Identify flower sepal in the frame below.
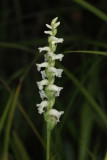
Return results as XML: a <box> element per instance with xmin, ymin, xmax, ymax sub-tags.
<box><xmin>44</xmin><ymin>112</ymin><xmax>56</xmax><ymax>131</ymax></box>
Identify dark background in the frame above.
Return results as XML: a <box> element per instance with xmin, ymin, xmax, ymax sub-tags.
<box><xmin>0</xmin><ymin>0</ymin><xmax>107</xmax><ymax>160</ymax></box>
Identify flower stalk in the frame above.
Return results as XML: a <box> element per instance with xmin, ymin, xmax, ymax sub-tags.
<box><xmin>36</xmin><ymin>17</ymin><xmax>64</xmax><ymax>160</ymax></box>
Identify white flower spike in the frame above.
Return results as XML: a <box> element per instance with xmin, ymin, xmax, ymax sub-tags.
<box><xmin>36</xmin><ymin>17</ymin><xmax>64</xmax><ymax>127</ymax></box>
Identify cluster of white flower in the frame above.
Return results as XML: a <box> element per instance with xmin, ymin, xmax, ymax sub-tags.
<box><xmin>36</xmin><ymin>17</ymin><xmax>64</xmax><ymax>124</ymax></box>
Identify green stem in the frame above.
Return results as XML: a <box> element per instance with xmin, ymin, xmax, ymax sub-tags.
<box><xmin>46</xmin><ymin>124</ymin><xmax>51</xmax><ymax>160</ymax></box>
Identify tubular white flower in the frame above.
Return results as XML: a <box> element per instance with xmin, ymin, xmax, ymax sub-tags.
<box><xmin>46</xmin><ymin>24</ymin><xmax>52</xmax><ymax>29</ymax></box>
<box><xmin>48</xmin><ymin>67</ymin><xmax>63</xmax><ymax>77</ymax></box>
<box><xmin>41</xmin><ymin>70</ymin><xmax>47</xmax><ymax>79</ymax></box>
<box><xmin>44</xmin><ymin>31</ymin><xmax>53</xmax><ymax>36</ymax></box>
<box><xmin>36</xmin><ymin>62</ymin><xmax>48</xmax><ymax>71</ymax></box>
<box><xmin>50</xmin><ymin>36</ymin><xmax>64</xmax><ymax>45</ymax></box>
<box><xmin>37</xmin><ymin>79</ymin><xmax>48</xmax><ymax>90</ymax></box>
<box><xmin>39</xmin><ymin>90</ymin><xmax>47</xmax><ymax>100</ymax></box>
<box><xmin>38</xmin><ymin>47</ymin><xmax>50</xmax><ymax>52</ymax></box>
<box><xmin>48</xmin><ymin>52</ymin><xmax>64</xmax><ymax>61</ymax></box>
<box><xmin>49</xmin><ymin>84</ymin><xmax>63</xmax><ymax>96</ymax></box>
<box><xmin>48</xmin><ymin>109</ymin><xmax>64</xmax><ymax>123</ymax></box>
<box><xmin>37</xmin><ymin>101</ymin><xmax>49</xmax><ymax>114</ymax></box>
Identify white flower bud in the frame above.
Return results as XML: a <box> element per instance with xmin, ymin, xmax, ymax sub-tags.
<box><xmin>49</xmin><ymin>67</ymin><xmax>63</xmax><ymax>77</ymax></box>
<box><xmin>37</xmin><ymin>79</ymin><xmax>48</xmax><ymax>90</ymax></box>
<box><xmin>48</xmin><ymin>109</ymin><xmax>64</xmax><ymax>123</ymax></box>
<box><xmin>54</xmin><ymin>22</ymin><xmax>60</xmax><ymax>28</ymax></box>
<box><xmin>37</xmin><ymin>101</ymin><xmax>49</xmax><ymax>114</ymax></box>
<box><xmin>44</xmin><ymin>31</ymin><xmax>53</xmax><ymax>36</ymax></box>
<box><xmin>36</xmin><ymin>62</ymin><xmax>48</xmax><ymax>71</ymax></box>
<box><xmin>38</xmin><ymin>47</ymin><xmax>50</xmax><ymax>52</ymax></box>
<box><xmin>48</xmin><ymin>52</ymin><xmax>64</xmax><ymax>61</ymax></box>
<box><xmin>39</xmin><ymin>90</ymin><xmax>47</xmax><ymax>100</ymax></box>
<box><xmin>46</xmin><ymin>24</ymin><xmax>52</xmax><ymax>29</ymax></box>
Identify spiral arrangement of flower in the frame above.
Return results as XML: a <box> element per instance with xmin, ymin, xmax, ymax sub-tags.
<box><xmin>36</xmin><ymin>17</ymin><xmax>64</xmax><ymax>130</ymax></box>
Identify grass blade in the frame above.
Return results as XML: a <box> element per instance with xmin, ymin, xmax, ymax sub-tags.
<box><xmin>2</xmin><ymin>81</ymin><xmax>22</xmax><ymax>160</ymax></box>
<box><xmin>0</xmin><ymin>91</ymin><xmax>14</xmax><ymax>133</ymax></box>
<box><xmin>64</xmin><ymin>50</ymin><xmax>107</xmax><ymax>56</ymax></box>
<box><xmin>104</xmin><ymin>152</ymin><xmax>107</xmax><ymax>160</ymax></box>
<box><xmin>0</xmin><ymin>42</ymin><xmax>35</xmax><ymax>54</ymax></box>
<box><xmin>0</xmin><ymin>77</ymin><xmax>45</xmax><ymax>149</ymax></box>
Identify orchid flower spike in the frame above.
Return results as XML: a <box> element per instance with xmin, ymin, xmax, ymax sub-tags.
<box><xmin>36</xmin><ymin>17</ymin><xmax>64</xmax><ymax>129</ymax></box>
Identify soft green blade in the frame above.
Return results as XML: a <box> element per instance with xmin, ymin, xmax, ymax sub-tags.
<box><xmin>0</xmin><ymin>91</ymin><xmax>14</xmax><ymax>133</ymax></box>
<box><xmin>104</xmin><ymin>152</ymin><xmax>107</xmax><ymax>160</ymax></box>
<box><xmin>64</xmin><ymin>50</ymin><xmax>107</xmax><ymax>56</ymax></box>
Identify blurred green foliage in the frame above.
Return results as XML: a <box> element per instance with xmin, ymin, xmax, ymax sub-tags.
<box><xmin>0</xmin><ymin>0</ymin><xmax>107</xmax><ymax>160</ymax></box>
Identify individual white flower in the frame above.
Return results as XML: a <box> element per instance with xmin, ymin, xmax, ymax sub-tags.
<box><xmin>48</xmin><ymin>109</ymin><xmax>64</xmax><ymax>123</ymax></box>
<box><xmin>37</xmin><ymin>101</ymin><xmax>49</xmax><ymax>114</ymax></box>
<box><xmin>48</xmin><ymin>84</ymin><xmax>63</xmax><ymax>96</ymax></box>
<box><xmin>36</xmin><ymin>62</ymin><xmax>48</xmax><ymax>71</ymax></box>
<box><xmin>44</xmin><ymin>31</ymin><xmax>53</xmax><ymax>36</ymax></box>
<box><xmin>50</xmin><ymin>36</ymin><xmax>64</xmax><ymax>45</ymax></box>
<box><xmin>38</xmin><ymin>47</ymin><xmax>50</xmax><ymax>52</ymax></box>
<box><xmin>39</xmin><ymin>90</ymin><xmax>47</xmax><ymax>100</ymax></box>
<box><xmin>48</xmin><ymin>67</ymin><xmax>63</xmax><ymax>77</ymax></box>
<box><xmin>46</xmin><ymin>24</ymin><xmax>52</xmax><ymax>29</ymax></box>
<box><xmin>48</xmin><ymin>52</ymin><xmax>64</xmax><ymax>61</ymax></box>
<box><xmin>37</xmin><ymin>79</ymin><xmax>48</xmax><ymax>90</ymax></box>
<box><xmin>41</xmin><ymin>70</ymin><xmax>47</xmax><ymax>79</ymax></box>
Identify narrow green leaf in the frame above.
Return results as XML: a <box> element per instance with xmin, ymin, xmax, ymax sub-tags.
<box><xmin>73</xmin><ymin>0</ymin><xmax>107</xmax><ymax>22</ymax></box>
<box><xmin>0</xmin><ymin>42</ymin><xmax>35</xmax><ymax>54</ymax></box>
<box><xmin>64</xmin><ymin>50</ymin><xmax>107</xmax><ymax>56</ymax></box>
<box><xmin>2</xmin><ymin>82</ymin><xmax>22</xmax><ymax>160</ymax></box>
<box><xmin>104</xmin><ymin>152</ymin><xmax>107</xmax><ymax>160</ymax></box>
<box><xmin>13</xmin><ymin>131</ymin><xmax>31</xmax><ymax>160</ymax></box>
<box><xmin>0</xmin><ymin>91</ymin><xmax>14</xmax><ymax>133</ymax></box>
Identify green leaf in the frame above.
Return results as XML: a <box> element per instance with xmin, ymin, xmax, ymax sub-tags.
<box><xmin>104</xmin><ymin>152</ymin><xmax>107</xmax><ymax>160</ymax></box>
<box><xmin>0</xmin><ymin>91</ymin><xmax>14</xmax><ymax>133</ymax></box>
<box><xmin>64</xmin><ymin>50</ymin><xmax>107</xmax><ymax>56</ymax></box>
<box><xmin>2</xmin><ymin>82</ymin><xmax>22</xmax><ymax>160</ymax></box>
